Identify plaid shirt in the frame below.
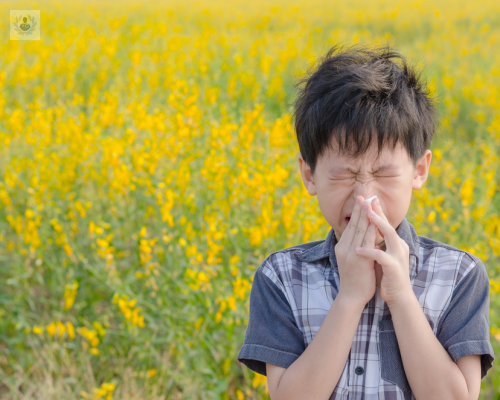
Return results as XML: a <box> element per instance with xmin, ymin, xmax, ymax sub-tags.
<box><xmin>237</xmin><ymin>216</ymin><xmax>495</xmax><ymax>399</ymax></box>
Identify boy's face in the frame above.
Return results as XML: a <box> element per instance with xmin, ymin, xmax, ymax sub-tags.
<box><xmin>298</xmin><ymin>140</ymin><xmax>432</xmax><ymax>248</ymax></box>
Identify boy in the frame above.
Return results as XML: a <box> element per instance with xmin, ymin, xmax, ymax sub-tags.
<box><xmin>237</xmin><ymin>44</ymin><xmax>495</xmax><ymax>400</ymax></box>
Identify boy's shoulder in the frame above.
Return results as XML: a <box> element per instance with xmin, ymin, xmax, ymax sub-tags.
<box><xmin>256</xmin><ymin>239</ymin><xmax>325</xmax><ymax>270</ymax></box>
<box><xmin>252</xmin><ymin>239</ymin><xmax>330</xmax><ymax>294</ymax></box>
<box><xmin>417</xmin><ymin>234</ymin><xmax>477</xmax><ymax>260</ymax></box>
<box><xmin>416</xmin><ymin>233</ymin><xmax>488</xmax><ymax>285</ymax></box>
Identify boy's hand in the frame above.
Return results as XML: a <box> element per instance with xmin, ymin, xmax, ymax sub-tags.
<box><xmin>335</xmin><ymin>195</ymin><xmax>379</xmax><ymax>309</ymax></box>
<box><xmin>354</xmin><ymin>198</ymin><xmax>413</xmax><ymax>307</ymax></box>
<box><xmin>368</xmin><ymin>197</ymin><xmax>390</xmax><ymax>287</ymax></box>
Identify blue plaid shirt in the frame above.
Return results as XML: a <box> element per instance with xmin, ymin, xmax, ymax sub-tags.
<box><xmin>237</xmin><ymin>216</ymin><xmax>495</xmax><ymax>399</ymax></box>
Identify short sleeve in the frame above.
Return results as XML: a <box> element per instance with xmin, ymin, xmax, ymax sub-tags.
<box><xmin>237</xmin><ymin>261</ymin><xmax>306</xmax><ymax>376</ymax></box>
<box><xmin>435</xmin><ymin>257</ymin><xmax>495</xmax><ymax>378</ymax></box>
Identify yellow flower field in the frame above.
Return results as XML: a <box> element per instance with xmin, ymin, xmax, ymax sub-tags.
<box><xmin>0</xmin><ymin>0</ymin><xmax>499</xmax><ymax>398</ymax></box>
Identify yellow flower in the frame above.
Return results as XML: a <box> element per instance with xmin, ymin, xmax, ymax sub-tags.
<box><xmin>66</xmin><ymin>322</ymin><xmax>75</xmax><ymax>340</ymax></box>
<box><xmin>471</xmin><ymin>206</ymin><xmax>486</xmax><ymax>221</ymax></box>
<box><xmin>148</xmin><ymin>369</ymin><xmax>157</xmax><ymax>379</ymax></box>
<box><xmin>215</xmin><ymin>311</ymin><xmax>222</xmax><ymax>323</ymax></box>
<box><xmin>233</xmin><ymin>278</ymin><xmax>252</xmax><ymax>300</ymax></box>
<box><xmin>63</xmin><ymin>281</ymin><xmax>79</xmax><ymax>310</ymax></box>
<box><xmin>460</xmin><ymin>179</ymin><xmax>475</xmax><ymax>206</ymax></box>
<box><xmin>33</xmin><ymin>326</ymin><xmax>43</xmax><ymax>335</ymax></box>
<box><xmin>194</xmin><ymin>316</ymin><xmax>204</xmax><ymax>330</ymax></box>
<box><xmin>102</xmin><ymin>383</ymin><xmax>116</xmax><ymax>391</ymax></box>
<box><xmin>57</xmin><ymin>321</ymin><xmax>66</xmax><ymax>337</ymax></box>
<box><xmin>252</xmin><ymin>372</ymin><xmax>267</xmax><ymax>388</ymax></box>
<box><xmin>227</xmin><ymin>296</ymin><xmax>237</xmax><ymax>311</ymax></box>
<box><xmin>46</xmin><ymin>322</ymin><xmax>57</xmax><ymax>337</ymax></box>
<box><xmin>197</xmin><ymin>271</ymin><xmax>209</xmax><ymax>284</ymax></box>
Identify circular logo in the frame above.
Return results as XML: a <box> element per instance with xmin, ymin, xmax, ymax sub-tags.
<box><xmin>11</xmin><ymin>10</ymin><xmax>38</xmax><ymax>36</ymax></box>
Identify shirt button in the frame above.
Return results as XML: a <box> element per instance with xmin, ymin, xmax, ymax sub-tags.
<box><xmin>355</xmin><ymin>366</ymin><xmax>364</xmax><ymax>375</ymax></box>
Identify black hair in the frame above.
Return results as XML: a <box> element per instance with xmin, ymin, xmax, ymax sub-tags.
<box><xmin>292</xmin><ymin>43</ymin><xmax>439</xmax><ymax>176</ymax></box>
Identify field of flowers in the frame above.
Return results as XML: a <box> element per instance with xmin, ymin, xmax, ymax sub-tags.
<box><xmin>1</xmin><ymin>0</ymin><xmax>500</xmax><ymax>398</ymax></box>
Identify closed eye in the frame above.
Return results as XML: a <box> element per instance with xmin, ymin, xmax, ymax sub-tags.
<box><xmin>330</xmin><ymin>175</ymin><xmax>396</xmax><ymax>180</ymax></box>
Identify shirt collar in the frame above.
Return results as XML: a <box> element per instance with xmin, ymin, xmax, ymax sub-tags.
<box><xmin>293</xmin><ymin>216</ymin><xmax>420</xmax><ymax>275</ymax></box>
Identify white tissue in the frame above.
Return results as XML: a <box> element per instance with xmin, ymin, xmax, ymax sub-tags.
<box><xmin>364</xmin><ymin>195</ymin><xmax>377</xmax><ymax>204</ymax></box>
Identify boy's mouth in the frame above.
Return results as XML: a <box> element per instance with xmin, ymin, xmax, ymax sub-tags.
<box><xmin>345</xmin><ymin>213</ymin><xmax>352</xmax><ymax>224</ymax></box>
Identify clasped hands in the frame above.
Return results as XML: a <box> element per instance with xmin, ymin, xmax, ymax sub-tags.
<box><xmin>334</xmin><ymin>195</ymin><xmax>413</xmax><ymax>308</ymax></box>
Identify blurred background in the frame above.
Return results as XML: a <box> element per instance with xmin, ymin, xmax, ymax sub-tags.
<box><xmin>0</xmin><ymin>0</ymin><xmax>499</xmax><ymax>398</ymax></box>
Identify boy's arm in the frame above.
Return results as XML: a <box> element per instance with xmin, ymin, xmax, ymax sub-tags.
<box><xmin>266</xmin><ymin>293</ymin><xmax>365</xmax><ymax>400</ymax></box>
<box><xmin>389</xmin><ymin>259</ymin><xmax>494</xmax><ymax>400</ymax></box>
<box><xmin>389</xmin><ymin>293</ymin><xmax>473</xmax><ymax>400</ymax></box>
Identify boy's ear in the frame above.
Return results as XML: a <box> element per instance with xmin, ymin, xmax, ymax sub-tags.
<box><xmin>298</xmin><ymin>154</ymin><xmax>317</xmax><ymax>196</ymax></box>
<box><xmin>412</xmin><ymin>149</ymin><xmax>432</xmax><ymax>190</ymax></box>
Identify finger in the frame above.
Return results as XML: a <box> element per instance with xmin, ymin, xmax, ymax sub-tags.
<box><xmin>351</xmin><ymin>199</ymin><xmax>372</xmax><ymax>251</ymax></box>
<box><xmin>342</xmin><ymin>195</ymin><xmax>364</xmax><ymax>244</ymax></box>
<box><xmin>361</xmin><ymin>219</ymin><xmax>377</xmax><ymax>248</ymax></box>
<box><xmin>371</xmin><ymin>197</ymin><xmax>388</xmax><ymax>223</ymax></box>
<box><xmin>367</xmin><ymin>210</ymin><xmax>398</xmax><ymax>250</ymax></box>
<box><xmin>369</xmin><ymin>198</ymin><xmax>387</xmax><ymax>240</ymax></box>
<box><xmin>355</xmin><ymin>246</ymin><xmax>390</xmax><ymax>266</ymax></box>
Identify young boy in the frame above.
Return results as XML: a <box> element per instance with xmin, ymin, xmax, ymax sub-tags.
<box><xmin>237</xmin><ymin>44</ymin><xmax>495</xmax><ymax>400</ymax></box>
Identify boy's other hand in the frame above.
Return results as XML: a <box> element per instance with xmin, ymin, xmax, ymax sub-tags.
<box><xmin>335</xmin><ymin>195</ymin><xmax>378</xmax><ymax>308</ymax></box>
<box><xmin>355</xmin><ymin>200</ymin><xmax>413</xmax><ymax>307</ymax></box>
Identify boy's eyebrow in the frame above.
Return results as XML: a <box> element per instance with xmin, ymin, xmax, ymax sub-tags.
<box><xmin>329</xmin><ymin>163</ymin><xmax>400</xmax><ymax>173</ymax></box>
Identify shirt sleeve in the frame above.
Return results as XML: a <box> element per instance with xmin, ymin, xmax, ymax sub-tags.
<box><xmin>237</xmin><ymin>260</ymin><xmax>306</xmax><ymax>376</ymax></box>
<box><xmin>435</xmin><ymin>255</ymin><xmax>495</xmax><ymax>379</ymax></box>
